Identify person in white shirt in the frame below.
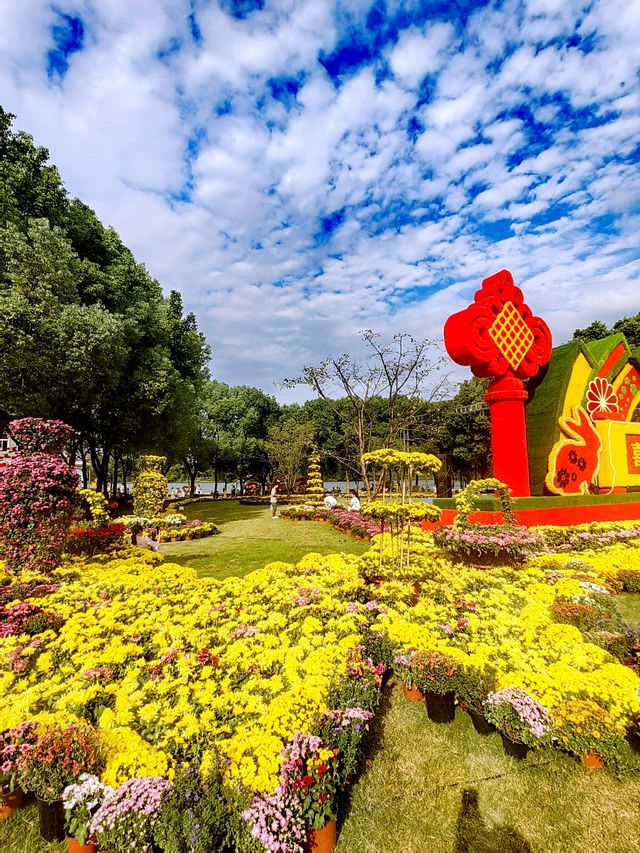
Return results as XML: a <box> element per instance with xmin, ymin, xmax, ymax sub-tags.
<box><xmin>270</xmin><ymin>481</ymin><xmax>279</xmax><ymax>518</ymax></box>
<box><xmin>324</xmin><ymin>494</ymin><xmax>338</xmax><ymax>510</ymax></box>
<box><xmin>347</xmin><ymin>490</ymin><xmax>361</xmax><ymax>512</ymax></box>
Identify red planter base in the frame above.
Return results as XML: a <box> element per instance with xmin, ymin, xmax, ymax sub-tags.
<box><xmin>305</xmin><ymin>819</ymin><xmax>337</xmax><ymax>853</ymax></box>
<box><xmin>402</xmin><ymin>682</ymin><xmax>424</xmax><ymax>702</ymax></box>
<box><xmin>1</xmin><ymin>787</ymin><xmax>24</xmax><ymax>821</ymax></box>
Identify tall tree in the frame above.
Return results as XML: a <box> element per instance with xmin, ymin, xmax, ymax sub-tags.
<box><xmin>0</xmin><ymin>110</ymin><xmax>212</xmax><ymax>491</ymax></box>
<box><xmin>283</xmin><ymin>330</ymin><xmax>449</xmax><ymax>497</ymax></box>
<box><xmin>260</xmin><ymin>418</ymin><xmax>315</xmax><ymax>495</ymax></box>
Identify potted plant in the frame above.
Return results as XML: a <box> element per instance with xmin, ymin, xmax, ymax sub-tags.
<box><xmin>484</xmin><ymin>688</ymin><xmax>551</xmax><ymax>759</ymax></box>
<box><xmin>19</xmin><ymin>723</ymin><xmax>105</xmax><ymax>842</ymax></box>
<box><xmin>392</xmin><ymin>651</ymin><xmax>423</xmax><ymax>701</ymax></box>
<box><xmin>457</xmin><ymin>666</ymin><xmax>497</xmax><ymax>735</ymax></box>
<box><xmin>552</xmin><ymin>700</ymin><xmax>624</xmax><ymax>769</ymax></box>
<box><xmin>0</xmin><ymin>721</ymin><xmax>38</xmax><ymax>820</ymax></box>
<box><xmin>282</xmin><ymin>734</ymin><xmax>340</xmax><ymax>853</ymax></box>
<box><xmin>317</xmin><ymin>707</ymin><xmax>374</xmax><ymax>785</ymax></box>
<box><xmin>63</xmin><ymin>773</ymin><xmax>110</xmax><ymax>852</ymax></box>
<box><xmin>90</xmin><ymin>776</ymin><xmax>173</xmax><ymax>852</ymax></box>
<box><xmin>153</xmin><ymin>764</ymin><xmax>229</xmax><ymax>853</ymax></box>
<box><xmin>412</xmin><ymin>650</ymin><xmax>460</xmax><ymax>722</ymax></box>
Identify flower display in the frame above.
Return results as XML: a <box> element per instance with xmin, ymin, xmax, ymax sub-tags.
<box><xmin>78</xmin><ymin>489</ymin><xmax>110</xmax><ymax>525</ymax></box>
<box><xmin>484</xmin><ymin>688</ymin><xmax>551</xmax><ymax>747</ymax></box>
<box><xmin>0</xmin><ymin>721</ymin><xmax>39</xmax><ymax>793</ymax></box>
<box><xmin>305</xmin><ymin>452</ymin><xmax>325</xmax><ymax>507</ymax></box>
<box><xmin>63</xmin><ymin>772</ymin><xmax>111</xmax><ymax>844</ymax></box>
<box><xmin>19</xmin><ymin>723</ymin><xmax>106</xmax><ymax>802</ymax></box>
<box><xmin>453</xmin><ymin>478</ymin><xmax>515</xmax><ymax>528</ymax></box>
<box><xmin>433</xmin><ymin>523</ymin><xmax>544</xmax><ymax>562</ymax></box>
<box><xmin>0</xmin><ymin>418</ymin><xmax>78</xmax><ymax>574</ymax></box>
<box><xmin>90</xmin><ymin>775</ymin><xmax>172</xmax><ymax>852</ymax></box>
<box><xmin>0</xmin><ymin>501</ymin><xmax>639</xmax><ymax>848</ymax></box>
<box><xmin>412</xmin><ymin>649</ymin><xmax>460</xmax><ymax>695</ymax></box>
<box><xmin>552</xmin><ymin>700</ymin><xmax>624</xmax><ymax>767</ymax></box>
<box><xmin>152</xmin><ymin>764</ymin><xmax>229</xmax><ymax>853</ymax></box>
<box><xmin>133</xmin><ymin>456</ymin><xmax>168</xmax><ymax>518</ymax></box>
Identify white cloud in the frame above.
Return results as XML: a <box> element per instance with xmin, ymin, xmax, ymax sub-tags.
<box><xmin>388</xmin><ymin>22</ymin><xmax>454</xmax><ymax>89</ymax></box>
<box><xmin>0</xmin><ymin>0</ymin><xmax>638</xmax><ymax>402</ymax></box>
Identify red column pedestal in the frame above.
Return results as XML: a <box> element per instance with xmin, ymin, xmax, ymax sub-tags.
<box><xmin>485</xmin><ymin>376</ymin><xmax>530</xmax><ymax>497</ymax></box>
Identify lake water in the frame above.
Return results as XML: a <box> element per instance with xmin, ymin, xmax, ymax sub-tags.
<box><xmin>166</xmin><ymin>479</ymin><xmax>439</xmax><ymax>495</ymax></box>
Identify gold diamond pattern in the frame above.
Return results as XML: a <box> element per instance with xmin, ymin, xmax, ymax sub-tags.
<box><xmin>488</xmin><ymin>301</ymin><xmax>534</xmax><ymax>370</ymax></box>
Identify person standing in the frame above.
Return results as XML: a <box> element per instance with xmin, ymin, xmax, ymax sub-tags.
<box><xmin>270</xmin><ymin>480</ymin><xmax>279</xmax><ymax>518</ymax></box>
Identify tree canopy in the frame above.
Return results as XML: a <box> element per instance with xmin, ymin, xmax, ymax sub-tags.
<box><xmin>0</xmin><ymin>107</ymin><xmax>211</xmax><ymax>491</ymax></box>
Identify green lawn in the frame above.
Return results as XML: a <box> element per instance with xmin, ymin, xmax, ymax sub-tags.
<box><xmin>617</xmin><ymin>592</ymin><xmax>640</xmax><ymax>627</ymax></box>
<box><xmin>160</xmin><ymin>500</ymin><xmax>370</xmax><ymax>579</ymax></box>
<box><xmin>336</xmin><ymin>680</ymin><xmax>640</xmax><ymax>853</ymax></box>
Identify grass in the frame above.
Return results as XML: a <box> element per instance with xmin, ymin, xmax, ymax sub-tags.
<box><xmin>0</xmin><ymin>799</ymin><xmax>65</xmax><ymax>853</ymax></box>
<box><xmin>160</xmin><ymin>500</ymin><xmax>370</xmax><ymax>579</ymax></box>
<box><xmin>336</xmin><ymin>680</ymin><xmax>640</xmax><ymax>853</ymax></box>
<box><xmin>617</xmin><ymin>592</ymin><xmax>640</xmax><ymax>627</ymax></box>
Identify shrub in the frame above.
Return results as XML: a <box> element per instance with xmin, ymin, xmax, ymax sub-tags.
<box><xmin>0</xmin><ymin>418</ymin><xmax>78</xmax><ymax>574</ymax></box>
<box><xmin>484</xmin><ymin>688</ymin><xmax>551</xmax><ymax>748</ymax></box>
<box><xmin>133</xmin><ymin>456</ymin><xmax>168</xmax><ymax>517</ymax></box>
<box><xmin>19</xmin><ymin>723</ymin><xmax>106</xmax><ymax>802</ymax></box>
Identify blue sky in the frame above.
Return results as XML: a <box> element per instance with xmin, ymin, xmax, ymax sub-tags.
<box><xmin>1</xmin><ymin>0</ymin><xmax>639</xmax><ymax>400</ymax></box>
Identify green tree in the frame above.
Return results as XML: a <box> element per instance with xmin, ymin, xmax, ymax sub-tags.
<box><xmin>283</xmin><ymin>331</ymin><xmax>449</xmax><ymax>497</ymax></box>
<box><xmin>0</xmin><ymin>111</ymin><xmax>212</xmax><ymax>492</ymax></box>
<box><xmin>261</xmin><ymin>419</ymin><xmax>315</xmax><ymax>496</ymax></box>
<box><xmin>572</xmin><ymin>320</ymin><xmax>611</xmax><ymax>343</ymax></box>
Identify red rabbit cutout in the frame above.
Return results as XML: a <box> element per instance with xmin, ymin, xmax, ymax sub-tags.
<box><xmin>546</xmin><ymin>406</ymin><xmax>603</xmax><ymax>495</ymax></box>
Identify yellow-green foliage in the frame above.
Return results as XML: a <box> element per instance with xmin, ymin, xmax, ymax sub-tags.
<box><xmin>133</xmin><ymin>456</ymin><xmax>168</xmax><ymax>517</ymax></box>
<box><xmin>0</xmin><ymin>549</ymin><xmax>365</xmax><ymax>793</ymax></box>
<box><xmin>78</xmin><ymin>488</ymin><xmax>110</xmax><ymax>525</ymax></box>
<box><xmin>367</xmin><ymin>530</ymin><xmax>640</xmax><ymax>728</ymax></box>
<box><xmin>306</xmin><ymin>452</ymin><xmax>325</xmax><ymax>507</ymax></box>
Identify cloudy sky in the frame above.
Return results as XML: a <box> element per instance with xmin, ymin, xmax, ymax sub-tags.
<box><xmin>1</xmin><ymin>0</ymin><xmax>639</xmax><ymax>401</ymax></box>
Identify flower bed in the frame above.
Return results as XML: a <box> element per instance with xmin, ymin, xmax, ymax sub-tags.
<box><xmin>1</xmin><ymin>518</ymin><xmax>640</xmax><ymax>846</ymax></box>
<box><xmin>280</xmin><ymin>506</ymin><xmax>383</xmax><ymax>539</ymax></box>
<box><xmin>0</xmin><ymin>547</ymin><xmax>388</xmax><ymax>848</ymax></box>
<box><xmin>366</xmin><ymin>528</ymin><xmax>640</xmax><ymax>765</ymax></box>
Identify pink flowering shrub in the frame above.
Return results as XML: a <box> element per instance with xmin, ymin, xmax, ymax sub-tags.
<box><xmin>90</xmin><ymin>776</ymin><xmax>172</xmax><ymax>852</ymax></box>
<box><xmin>433</xmin><ymin>523</ymin><xmax>544</xmax><ymax>563</ymax></box>
<box><xmin>0</xmin><ymin>418</ymin><xmax>78</xmax><ymax>574</ymax></box>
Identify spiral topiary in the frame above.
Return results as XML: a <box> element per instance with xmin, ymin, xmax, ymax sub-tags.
<box><xmin>133</xmin><ymin>456</ymin><xmax>168</xmax><ymax>518</ymax></box>
<box><xmin>305</xmin><ymin>452</ymin><xmax>325</xmax><ymax>507</ymax></box>
<box><xmin>0</xmin><ymin>418</ymin><xmax>78</xmax><ymax>574</ymax></box>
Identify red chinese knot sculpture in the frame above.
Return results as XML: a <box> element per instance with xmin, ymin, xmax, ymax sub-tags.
<box><xmin>444</xmin><ymin>270</ymin><xmax>552</xmax><ymax>496</ymax></box>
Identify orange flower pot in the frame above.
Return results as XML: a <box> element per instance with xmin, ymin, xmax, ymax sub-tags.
<box><xmin>305</xmin><ymin>819</ymin><xmax>337</xmax><ymax>853</ymax></box>
<box><xmin>1</xmin><ymin>787</ymin><xmax>24</xmax><ymax>821</ymax></box>
<box><xmin>68</xmin><ymin>838</ymin><xmax>98</xmax><ymax>853</ymax></box>
<box><xmin>402</xmin><ymin>682</ymin><xmax>424</xmax><ymax>701</ymax></box>
<box><xmin>581</xmin><ymin>751</ymin><xmax>604</xmax><ymax>769</ymax></box>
